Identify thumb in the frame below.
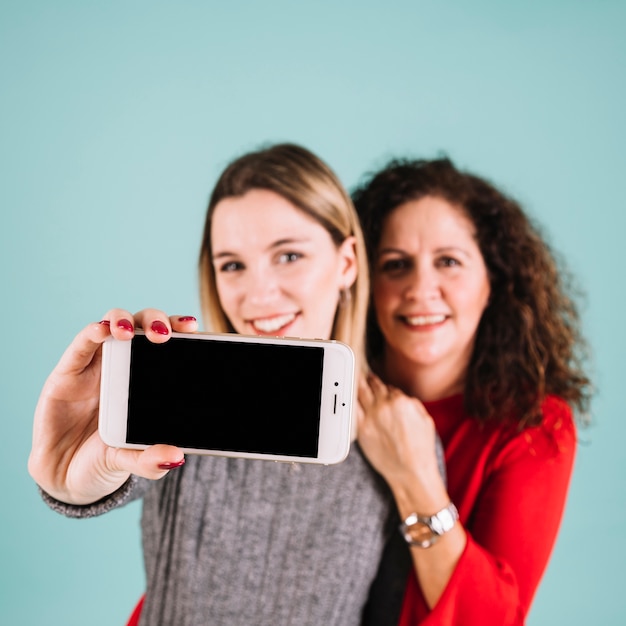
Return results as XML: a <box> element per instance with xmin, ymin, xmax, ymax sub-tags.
<box><xmin>106</xmin><ymin>444</ymin><xmax>186</xmax><ymax>479</ymax></box>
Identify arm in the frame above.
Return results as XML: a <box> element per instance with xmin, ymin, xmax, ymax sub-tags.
<box><xmin>419</xmin><ymin>398</ymin><xmax>576</xmax><ymax>625</ymax></box>
<box><xmin>358</xmin><ymin>376</ymin><xmax>576</xmax><ymax>624</ymax></box>
<box><xmin>358</xmin><ymin>374</ymin><xmax>466</xmax><ymax>610</ymax></box>
<box><xmin>28</xmin><ymin>308</ymin><xmax>196</xmax><ymax>506</ymax></box>
<box><xmin>38</xmin><ymin>474</ymin><xmax>150</xmax><ymax>519</ymax></box>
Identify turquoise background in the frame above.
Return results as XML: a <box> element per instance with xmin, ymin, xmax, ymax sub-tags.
<box><xmin>1</xmin><ymin>1</ymin><xmax>624</xmax><ymax>623</ymax></box>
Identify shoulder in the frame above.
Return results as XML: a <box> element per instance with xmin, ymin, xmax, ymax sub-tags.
<box><xmin>493</xmin><ymin>396</ymin><xmax>576</xmax><ymax>466</ymax></box>
<box><xmin>534</xmin><ymin>395</ymin><xmax>577</xmax><ymax>453</ymax></box>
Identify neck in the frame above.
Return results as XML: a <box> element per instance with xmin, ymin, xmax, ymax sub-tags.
<box><xmin>378</xmin><ymin>347</ymin><xmax>466</xmax><ymax>403</ymax></box>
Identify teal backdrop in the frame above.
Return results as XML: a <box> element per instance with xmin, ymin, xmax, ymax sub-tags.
<box><xmin>1</xmin><ymin>1</ymin><xmax>624</xmax><ymax>624</ymax></box>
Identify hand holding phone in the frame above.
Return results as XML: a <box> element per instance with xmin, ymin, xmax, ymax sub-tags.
<box><xmin>99</xmin><ymin>331</ymin><xmax>355</xmax><ymax>465</ymax></box>
<box><xmin>28</xmin><ymin>310</ymin><xmax>197</xmax><ymax>505</ymax></box>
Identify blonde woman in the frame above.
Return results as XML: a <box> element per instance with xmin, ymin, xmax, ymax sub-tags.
<box><xmin>29</xmin><ymin>144</ymin><xmax>443</xmax><ymax>625</ymax></box>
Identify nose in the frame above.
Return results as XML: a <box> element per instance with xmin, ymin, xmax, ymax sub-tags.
<box><xmin>244</xmin><ymin>266</ymin><xmax>281</xmax><ymax>306</ymax></box>
<box><xmin>403</xmin><ymin>263</ymin><xmax>440</xmax><ymax>301</ymax></box>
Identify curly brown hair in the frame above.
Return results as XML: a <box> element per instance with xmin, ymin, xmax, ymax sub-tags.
<box><xmin>352</xmin><ymin>157</ymin><xmax>592</xmax><ymax>427</ymax></box>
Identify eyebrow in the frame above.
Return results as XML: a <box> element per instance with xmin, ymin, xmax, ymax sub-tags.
<box><xmin>377</xmin><ymin>246</ymin><xmax>472</xmax><ymax>258</ymax></box>
<box><xmin>212</xmin><ymin>237</ymin><xmax>312</xmax><ymax>260</ymax></box>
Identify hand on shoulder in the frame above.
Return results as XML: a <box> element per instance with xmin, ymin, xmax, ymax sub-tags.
<box><xmin>357</xmin><ymin>373</ymin><xmax>445</xmax><ymax>500</ymax></box>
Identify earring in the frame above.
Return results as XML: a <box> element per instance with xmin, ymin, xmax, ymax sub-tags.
<box><xmin>339</xmin><ymin>286</ymin><xmax>352</xmax><ymax>308</ymax></box>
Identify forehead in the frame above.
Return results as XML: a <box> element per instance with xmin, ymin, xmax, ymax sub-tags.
<box><xmin>211</xmin><ymin>189</ymin><xmax>329</xmax><ymax>247</ymax></box>
<box><xmin>380</xmin><ymin>196</ymin><xmax>477</xmax><ymax>245</ymax></box>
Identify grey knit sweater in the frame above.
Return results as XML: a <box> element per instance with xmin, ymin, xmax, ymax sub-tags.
<box><xmin>42</xmin><ymin>440</ymin><xmax>446</xmax><ymax>625</ymax></box>
<box><xmin>44</xmin><ymin>446</ymin><xmax>397</xmax><ymax>625</ymax></box>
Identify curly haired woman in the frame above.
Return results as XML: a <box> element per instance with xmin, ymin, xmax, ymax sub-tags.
<box><xmin>353</xmin><ymin>157</ymin><xmax>592</xmax><ymax>625</ymax></box>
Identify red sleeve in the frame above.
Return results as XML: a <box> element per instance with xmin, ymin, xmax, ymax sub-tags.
<box><xmin>400</xmin><ymin>397</ymin><xmax>577</xmax><ymax>625</ymax></box>
<box><xmin>126</xmin><ymin>594</ymin><xmax>145</xmax><ymax>626</ymax></box>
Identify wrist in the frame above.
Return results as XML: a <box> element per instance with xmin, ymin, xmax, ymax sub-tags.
<box><xmin>390</xmin><ymin>469</ymin><xmax>450</xmax><ymax>520</ymax></box>
<box><xmin>399</xmin><ymin>502</ymin><xmax>459</xmax><ymax>549</ymax></box>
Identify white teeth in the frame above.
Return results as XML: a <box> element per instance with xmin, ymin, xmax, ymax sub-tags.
<box><xmin>404</xmin><ymin>314</ymin><xmax>446</xmax><ymax>326</ymax></box>
<box><xmin>251</xmin><ymin>313</ymin><xmax>297</xmax><ymax>333</ymax></box>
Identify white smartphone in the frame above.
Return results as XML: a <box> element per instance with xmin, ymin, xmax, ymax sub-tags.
<box><xmin>98</xmin><ymin>330</ymin><xmax>355</xmax><ymax>465</ymax></box>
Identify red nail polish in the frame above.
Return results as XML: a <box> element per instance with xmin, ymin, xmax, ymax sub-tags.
<box><xmin>117</xmin><ymin>319</ymin><xmax>133</xmax><ymax>332</ymax></box>
<box><xmin>178</xmin><ymin>316</ymin><xmax>197</xmax><ymax>322</ymax></box>
<box><xmin>158</xmin><ymin>459</ymin><xmax>185</xmax><ymax>470</ymax></box>
<box><xmin>99</xmin><ymin>320</ymin><xmax>111</xmax><ymax>326</ymax></box>
<box><xmin>151</xmin><ymin>321</ymin><xmax>169</xmax><ymax>335</ymax></box>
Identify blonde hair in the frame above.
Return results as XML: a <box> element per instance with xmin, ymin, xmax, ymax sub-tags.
<box><xmin>198</xmin><ymin>143</ymin><xmax>369</xmax><ymax>371</ymax></box>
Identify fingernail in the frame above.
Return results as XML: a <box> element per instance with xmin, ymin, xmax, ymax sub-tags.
<box><xmin>151</xmin><ymin>320</ymin><xmax>169</xmax><ymax>335</ymax></box>
<box><xmin>178</xmin><ymin>316</ymin><xmax>197</xmax><ymax>322</ymax></box>
<box><xmin>117</xmin><ymin>319</ymin><xmax>133</xmax><ymax>332</ymax></box>
<box><xmin>158</xmin><ymin>459</ymin><xmax>185</xmax><ymax>470</ymax></box>
<box><xmin>99</xmin><ymin>320</ymin><xmax>111</xmax><ymax>326</ymax></box>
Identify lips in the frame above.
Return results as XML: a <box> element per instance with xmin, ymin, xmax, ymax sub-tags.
<box><xmin>401</xmin><ymin>313</ymin><xmax>447</xmax><ymax>327</ymax></box>
<box><xmin>248</xmin><ymin>312</ymin><xmax>298</xmax><ymax>335</ymax></box>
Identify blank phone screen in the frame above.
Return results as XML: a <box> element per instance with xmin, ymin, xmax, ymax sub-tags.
<box><xmin>126</xmin><ymin>334</ymin><xmax>324</xmax><ymax>457</ymax></box>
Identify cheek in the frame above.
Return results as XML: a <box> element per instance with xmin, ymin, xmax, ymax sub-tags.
<box><xmin>303</xmin><ymin>278</ymin><xmax>339</xmax><ymax>314</ymax></box>
<box><xmin>473</xmin><ymin>274</ymin><xmax>491</xmax><ymax>312</ymax></box>
<box><xmin>372</xmin><ymin>279</ymin><xmax>397</xmax><ymax>312</ymax></box>
<box><xmin>296</xmin><ymin>265</ymin><xmax>325</xmax><ymax>285</ymax></box>
<box><xmin>215</xmin><ymin>280</ymin><xmax>238</xmax><ymax>314</ymax></box>
<box><xmin>454</xmin><ymin>280</ymin><xmax>490</xmax><ymax>323</ymax></box>
<box><xmin>292</xmin><ymin>261</ymin><xmax>340</xmax><ymax>298</ymax></box>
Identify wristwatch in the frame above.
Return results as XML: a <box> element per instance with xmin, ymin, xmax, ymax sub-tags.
<box><xmin>399</xmin><ymin>502</ymin><xmax>459</xmax><ymax>549</ymax></box>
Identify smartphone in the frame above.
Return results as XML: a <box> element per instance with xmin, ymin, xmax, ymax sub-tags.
<box><xmin>98</xmin><ymin>330</ymin><xmax>355</xmax><ymax>465</ymax></box>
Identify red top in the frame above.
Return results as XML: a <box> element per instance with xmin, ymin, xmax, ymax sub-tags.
<box><xmin>126</xmin><ymin>595</ymin><xmax>144</xmax><ymax>626</ymax></box>
<box><xmin>398</xmin><ymin>394</ymin><xmax>576</xmax><ymax>626</ymax></box>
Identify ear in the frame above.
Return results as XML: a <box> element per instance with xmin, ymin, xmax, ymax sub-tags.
<box><xmin>337</xmin><ymin>235</ymin><xmax>358</xmax><ymax>289</ymax></box>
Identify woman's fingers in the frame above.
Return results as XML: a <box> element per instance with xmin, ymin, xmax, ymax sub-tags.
<box><xmin>100</xmin><ymin>309</ymin><xmax>199</xmax><ymax>342</ymax></box>
<box><xmin>132</xmin><ymin>310</ymin><xmax>199</xmax><ymax>341</ymax></box>
<box><xmin>99</xmin><ymin>308</ymin><xmax>138</xmax><ymax>339</ymax></box>
<box><xmin>366</xmin><ymin>372</ymin><xmax>388</xmax><ymax>396</ymax></box>
<box><xmin>358</xmin><ymin>372</ymin><xmax>392</xmax><ymax>406</ymax></box>
<box><xmin>357</xmin><ymin>375</ymin><xmax>374</xmax><ymax>408</ymax></box>
<box><xmin>53</xmin><ymin>320</ymin><xmax>115</xmax><ymax>378</ymax></box>
<box><xmin>170</xmin><ymin>314</ymin><xmax>198</xmax><ymax>333</ymax></box>
<box><xmin>105</xmin><ymin>444</ymin><xmax>186</xmax><ymax>480</ymax></box>
<box><xmin>130</xmin><ymin>308</ymin><xmax>171</xmax><ymax>342</ymax></box>
<box><xmin>54</xmin><ymin>308</ymin><xmax>137</xmax><ymax>378</ymax></box>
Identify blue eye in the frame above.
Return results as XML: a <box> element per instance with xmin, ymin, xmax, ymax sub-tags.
<box><xmin>278</xmin><ymin>252</ymin><xmax>302</xmax><ymax>264</ymax></box>
<box><xmin>219</xmin><ymin>261</ymin><xmax>244</xmax><ymax>272</ymax></box>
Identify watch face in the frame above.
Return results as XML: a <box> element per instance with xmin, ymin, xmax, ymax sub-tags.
<box><xmin>401</xmin><ymin>503</ymin><xmax>458</xmax><ymax>548</ymax></box>
<box><xmin>405</xmin><ymin>521</ymin><xmax>436</xmax><ymax>545</ymax></box>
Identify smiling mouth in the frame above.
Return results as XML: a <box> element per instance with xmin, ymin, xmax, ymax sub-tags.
<box><xmin>249</xmin><ymin>313</ymin><xmax>298</xmax><ymax>334</ymax></box>
<box><xmin>402</xmin><ymin>314</ymin><xmax>447</xmax><ymax>327</ymax></box>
